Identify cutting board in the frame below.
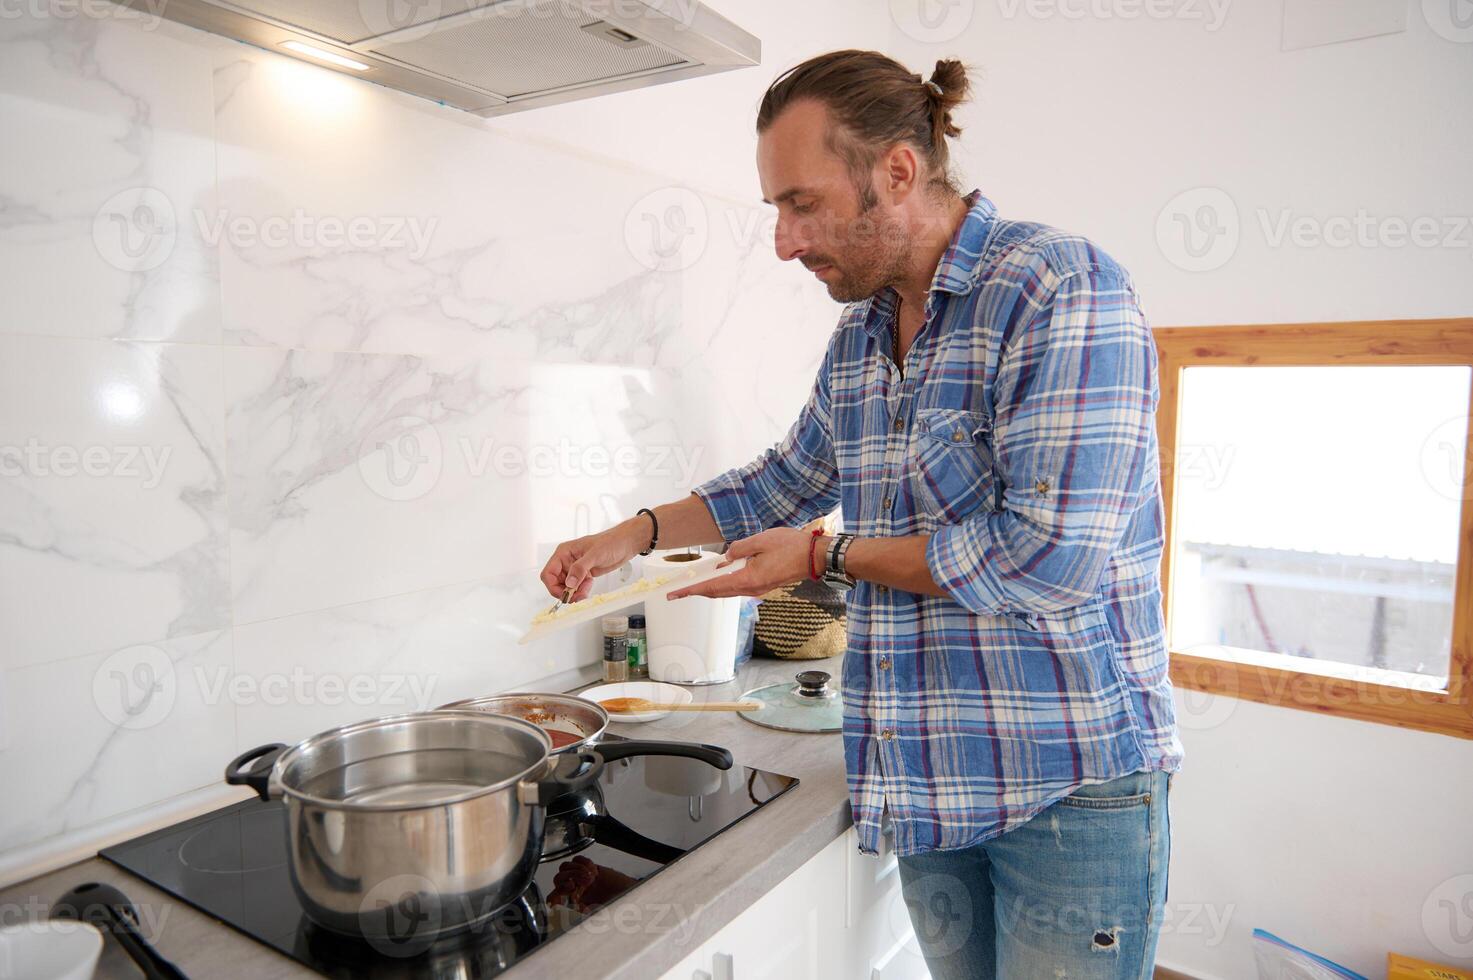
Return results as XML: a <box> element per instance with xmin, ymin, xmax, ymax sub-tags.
<box><xmin>517</xmin><ymin>557</ymin><xmax>747</xmax><ymax>645</ymax></box>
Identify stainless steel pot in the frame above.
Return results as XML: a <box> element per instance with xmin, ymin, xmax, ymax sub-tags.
<box><xmin>224</xmin><ymin>710</ymin><xmax>602</xmax><ymax>942</ymax></box>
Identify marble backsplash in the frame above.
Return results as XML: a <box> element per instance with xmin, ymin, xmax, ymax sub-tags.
<box><xmin>0</xmin><ymin>7</ymin><xmax>839</xmax><ymax>881</ymax></box>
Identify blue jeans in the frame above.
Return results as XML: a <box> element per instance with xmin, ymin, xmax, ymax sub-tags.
<box><xmin>896</xmin><ymin>770</ymin><xmax>1171</xmax><ymax>980</ymax></box>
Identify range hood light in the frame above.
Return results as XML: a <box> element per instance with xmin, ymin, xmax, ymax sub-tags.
<box><xmin>280</xmin><ymin>41</ymin><xmax>370</xmax><ymax>71</ymax></box>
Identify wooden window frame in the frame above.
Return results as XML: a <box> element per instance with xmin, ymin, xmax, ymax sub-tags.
<box><xmin>1155</xmin><ymin>318</ymin><xmax>1473</xmax><ymax>738</ymax></box>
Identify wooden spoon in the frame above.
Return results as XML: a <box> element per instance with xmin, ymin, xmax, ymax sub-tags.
<box><xmin>599</xmin><ymin>697</ymin><xmax>764</xmax><ymax>714</ymax></box>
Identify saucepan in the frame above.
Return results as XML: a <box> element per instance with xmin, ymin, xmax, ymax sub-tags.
<box><xmin>224</xmin><ymin>709</ymin><xmax>603</xmax><ymax>941</ymax></box>
<box><xmin>437</xmin><ymin>692</ymin><xmax>733</xmax><ymax>768</ymax></box>
<box><xmin>439</xmin><ymin>693</ymin><xmax>734</xmax><ymax>863</ymax></box>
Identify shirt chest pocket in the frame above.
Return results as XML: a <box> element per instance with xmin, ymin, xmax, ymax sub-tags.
<box><xmin>909</xmin><ymin>407</ymin><xmax>996</xmax><ymax>524</ymax></box>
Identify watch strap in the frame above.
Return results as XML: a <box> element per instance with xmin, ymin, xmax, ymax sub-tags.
<box><xmin>825</xmin><ymin>533</ymin><xmax>845</xmax><ymax>575</ymax></box>
<box><xmin>822</xmin><ymin>533</ymin><xmax>856</xmax><ymax>590</ymax></box>
<box><xmin>834</xmin><ymin>533</ymin><xmax>856</xmax><ymax>577</ymax></box>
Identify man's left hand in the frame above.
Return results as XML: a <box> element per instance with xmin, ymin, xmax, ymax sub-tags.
<box><xmin>666</xmin><ymin>527</ymin><xmax>817</xmax><ymax>599</ymax></box>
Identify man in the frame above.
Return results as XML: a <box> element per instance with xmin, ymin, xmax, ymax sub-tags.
<box><xmin>540</xmin><ymin>50</ymin><xmax>1182</xmax><ymax>979</ymax></box>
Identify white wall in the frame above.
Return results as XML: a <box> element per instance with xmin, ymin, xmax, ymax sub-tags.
<box><xmin>887</xmin><ymin>1</ymin><xmax>1473</xmax><ymax>976</ymax></box>
<box><xmin>0</xmin><ymin>0</ymin><xmax>876</xmax><ymax>882</ymax></box>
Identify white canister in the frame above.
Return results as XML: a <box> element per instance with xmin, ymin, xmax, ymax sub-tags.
<box><xmin>642</xmin><ymin>549</ymin><xmax>742</xmax><ymax>685</ymax></box>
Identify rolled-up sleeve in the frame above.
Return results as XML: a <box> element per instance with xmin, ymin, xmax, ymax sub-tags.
<box><xmin>694</xmin><ymin>341</ymin><xmax>842</xmax><ymax>542</ymax></box>
<box><xmin>927</xmin><ymin>267</ymin><xmax>1160</xmax><ymax>615</ymax></box>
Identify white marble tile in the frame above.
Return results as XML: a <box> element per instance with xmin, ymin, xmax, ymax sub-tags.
<box><xmin>207</xmin><ymin>47</ymin><xmax>840</xmax><ymax>370</ymax></box>
<box><xmin>0</xmin><ymin>629</ymin><xmax>234</xmax><ymax>852</ymax></box>
<box><xmin>231</xmin><ymin>574</ymin><xmax>595</xmax><ymax>749</ymax></box>
<box><xmin>225</xmin><ymin>346</ymin><xmax>722</xmax><ymax>624</ymax></box>
<box><xmin>673</xmin><ymin>189</ymin><xmax>837</xmax><ymax>380</ymax></box>
<box><xmin>210</xmin><ymin>48</ymin><xmax>697</xmax><ymax>362</ymax></box>
<box><xmin>662</xmin><ymin>362</ymin><xmax>822</xmax><ymax>490</ymax></box>
<box><xmin>224</xmin><ymin>345</ymin><xmax>508</xmax><ymax>625</ymax></box>
<box><xmin>0</xmin><ymin>13</ymin><xmax>221</xmax><ymax>342</ymax></box>
<box><xmin>0</xmin><ymin>336</ymin><xmax>229</xmax><ymax>670</ymax></box>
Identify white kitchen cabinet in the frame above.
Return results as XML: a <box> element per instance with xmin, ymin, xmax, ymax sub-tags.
<box><xmin>842</xmin><ymin>827</ymin><xmax>928</xmax><ymax>980</ymax></box>
<box><xmin>658</xmin><ymin>828</ymin><xmax>926</xmax><ymax>980</ymax></box>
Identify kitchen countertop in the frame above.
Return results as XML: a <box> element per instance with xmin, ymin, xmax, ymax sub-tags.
<box><xmin>0</xmin><ymin>654</ymin><xmax>851</xmax><ymax>980</ymax></box>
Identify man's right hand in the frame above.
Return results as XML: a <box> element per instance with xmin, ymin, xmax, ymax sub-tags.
<box><xmin>539</xmin><ymin>520</ymin><xmax>649</xmax><ymax>602</ymax></box>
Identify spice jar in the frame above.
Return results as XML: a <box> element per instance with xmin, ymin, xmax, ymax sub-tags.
<box><xmin>602</xmin><ymin>616</ymin><xmax>629</xmax><ymax>683</ymax></box>
<box><xmin>626</xmin><ymin>614</ymin><xmax>648</xmax><ymax>679</ymax></box>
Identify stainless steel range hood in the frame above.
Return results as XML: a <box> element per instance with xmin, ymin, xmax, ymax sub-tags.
<box><xmin>159</xmin><ymin>0</ymin><xmax>760</xmax><ymax>116</ymax></box>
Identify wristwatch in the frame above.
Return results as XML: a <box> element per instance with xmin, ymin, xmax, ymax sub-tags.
<box><xmin>822</xmin><ymin>533</ymin><xmax>857</xmax><ymax>592</ymax></box>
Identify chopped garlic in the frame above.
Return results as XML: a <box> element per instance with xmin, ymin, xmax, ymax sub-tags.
<box><xmin>530</xmin><ymin>572</ymin><xmax>682</xmax><ymax>625</ymax></box>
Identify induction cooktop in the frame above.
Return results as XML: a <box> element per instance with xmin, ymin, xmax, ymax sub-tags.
<box><xmin>101</xmin><ymin>735</ymin><xmax>797</xmax><ymax>978</ymax></box>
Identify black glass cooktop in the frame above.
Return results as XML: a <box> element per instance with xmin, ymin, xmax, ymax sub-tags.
<box><xmin>101</xmin><ymin>736</ymin><xmax>797</xmax><ymax>978</ymax></box>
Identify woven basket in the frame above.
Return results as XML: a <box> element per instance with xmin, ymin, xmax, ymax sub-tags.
<box><xmin>752</xmin><ymin>579</ymin><xmax>847</xmax><ymax>660</ymax></box>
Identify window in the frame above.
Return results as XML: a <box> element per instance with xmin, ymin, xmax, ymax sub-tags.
<box><xmin>1155</xmin><ymin>320</ymin><xmax>1473</xmax><ymax>738</ymax></box>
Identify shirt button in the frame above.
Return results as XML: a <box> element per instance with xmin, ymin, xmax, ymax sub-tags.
<box><xmin>882</xmin><ymin>495</ymin><xmax>893</xmax><ymax>510</ymax></box>
<box><xmin>951</xmin><ymin>430</ymin><xmax>965</xmax><ymax>443</ymax></box>
<box><xmin>878</xmin><ymin>656</ymin><xmax>892</xmax><ymax>670</ymax></box>
<box><xmin>892</xmin><ymin>417</ymin><xmax>904</xmax><ymax>432</ymax></box>
<box><xmin>879</xmin><ymin>728</ymin><xmax>895</xmax><ymax>741</ymax></box>
<box><xmin>877</xmin><ymin>584</ymin><xmax>889</xmax><ymax>595</ymax></box>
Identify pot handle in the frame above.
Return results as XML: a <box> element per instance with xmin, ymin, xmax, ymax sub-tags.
<box><xmin>590</xmin><ymin>739</ymin><xmax>733</xmax><ymax>771</ymax></box>
<box><xmin>226</xmin><ymin>743</ymin><xmax>287</xmax><ymax>801</ymax></box>
<box><xmin>519</xmin><ymin>748</ymin><xmax>604</xmax><ymax>807</ymax></box>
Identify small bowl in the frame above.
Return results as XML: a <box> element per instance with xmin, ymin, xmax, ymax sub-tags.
<box><xmin>0</xmin><ymin>920</ymin><xmax>103</xmax><ymax>980</ymax></box>
<box><xmin>579</xmin><ymin>681</ymin><xmax>693</xmax><ymax>723</ymax></box>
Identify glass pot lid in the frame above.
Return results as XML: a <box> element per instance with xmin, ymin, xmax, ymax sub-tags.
<box><xmin>738</xmin><ymin>670</ymin><xmax>842</xmax><ymax>733</ymax></box>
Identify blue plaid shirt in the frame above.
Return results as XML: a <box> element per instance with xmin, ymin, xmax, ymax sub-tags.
<box><xmin>695</xmin><ymin>191</ymin><xmax>1183</xmax><ymax>857</ymax></box>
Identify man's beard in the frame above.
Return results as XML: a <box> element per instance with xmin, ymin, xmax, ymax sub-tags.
<box><xmin>804</xmin><ymin>200</ymin><xmax>911</xmax><ymax>303</ymax></box>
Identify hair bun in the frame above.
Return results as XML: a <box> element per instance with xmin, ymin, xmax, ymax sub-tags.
<box><xmin>926</xmin><ymin>59</ymin><xmax>971</xmax><ymax>141</ymax></box>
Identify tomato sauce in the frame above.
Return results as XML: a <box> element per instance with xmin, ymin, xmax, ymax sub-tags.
<box><xmin>545</xmin><ymin>729</ymin><xmax>582</xmax><ymax>749</ymax></box>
